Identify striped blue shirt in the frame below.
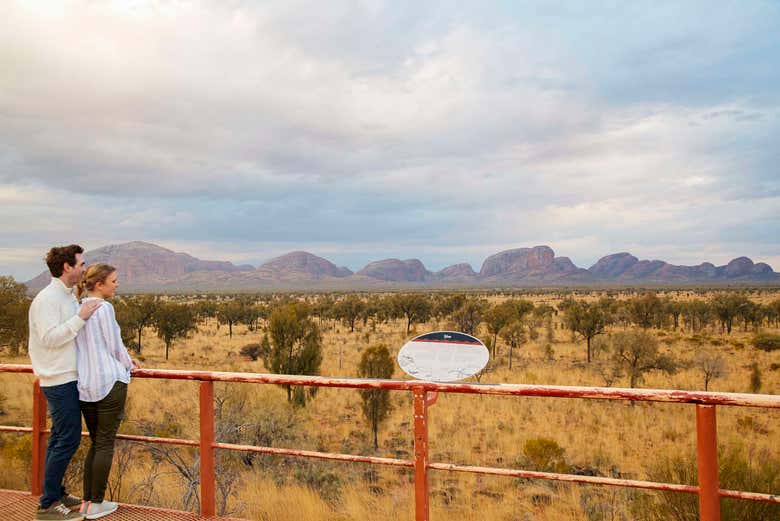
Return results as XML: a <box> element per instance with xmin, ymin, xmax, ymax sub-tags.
<box><xmin>75</xmin><ymin>297</ymin><xmax>132</xmax><ymax>402</ymax></box>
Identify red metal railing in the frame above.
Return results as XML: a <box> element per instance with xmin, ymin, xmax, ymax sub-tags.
<box><xmin>1</xmin><ymin>364</ymin><xmax>779</xmax><ymax>521</ymax></box>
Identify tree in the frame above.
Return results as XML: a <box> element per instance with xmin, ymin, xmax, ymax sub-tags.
<box><xmin>357</xmin><ymin>344</ymin><xmax>395</xmax><ymax>449</ymax></box>
<box><xmin>663</xmin><ymin>298</ymin><xmax>684</xmax><ymax>330</ymax></box>
<box><xmin>694</xmin><ymin>350</ymin><xmax>726</xmax><ymax>391</ymax></box>
<box><xmin>768</xmin><ymin>299</ymin><xmax>780</xmax><ymax>328</ymax></box>
<box><xmin>241</xmin><ymin>302</ymin><xmax>266</xmax><ymax>332</ymax></box>
<box><xmin>609</xmin><ymin>330</ymin><xmax>676</xmax><ymax>388</ymax></box>
<box><xmin>264</xmin><ymin>303</ymin><xmax>323</xmax><ymax>405</ymax></box>
<box><xmin>115</xmin><ymin>295</ymin><xmax>159</xmax><ymax>353</ymax></box>
<box><xmin>0</xmin><ymin>276</ymin><xmax>29</xmax><ymax>354</ymax></box>
<box><xmin>154</xmin><ymin>302</ymin><xmax>198</xmax><ymax>360</ymax></box>
<box><xmin>389</xmin><ymin>294</ymin><xmax>432</xmax><ymax>335</ymax></box>
<box><xmin>194</xmin><ymin>298</ymin><xmax>219</xmax><ymax>321</ymax></box>
<box><xmin>500</xmin><ymin>320</ymin><xmax>526</xmax><ymax>369</ymax></box>
<box><xmin>483</xmin><ymin>301</ymin><xmax>515</xmax><ymax>359</ymax></box>
<box><xmin>710</xmin><ymin>293</ymin><xmax>750</xmax><ymax>334</ymax></box>
<box><xmin>333</xmin><ymin>295</ymin><xmax>366</xmax><ymax>333</ymax></box>
<box><xmin>684</xmin><ymin>300</ymin><xmax>712</xmax><ymax>333</ymax></box>
<box><xmin>311</xmin><ymin>295</ymin><xmax>336</xmax><ymax>327</ymax></box>
<box><xmin>451</xmin><ymin>298</ymin><xmax>487</xmax><ymax>336</ymax></box>
<box><xmin>509</xmin><ymin>298</ymin><xmax>536</xmax><ymax>322</ymax></box>
<box><xmin>737</xmin><ymin>300</ymin><xmax>761</xmax><ymax>332</ymax></box>
<box><xmin>627</xmin><ymin>293</ymin><xmax>663</xmax><ymax>329</ymax></box>
<box><xmin>433</xmin><ymin>293</ymin><xmax>466</xmax><ymax>323</ymax></box>
<box><xmin>559</xmin><ymin>299</ymin><xmax>612</xmax><ymax>363</ymax></box>
<box><xmin>217</xmin><ymin>300</ymin><xmax>249</xmax><ymax>339</ymax></box>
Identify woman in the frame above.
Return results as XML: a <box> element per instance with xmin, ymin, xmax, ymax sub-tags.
<box><xmin>75</xmin><ymin>263</ymin><xmax>139</xmax><ymax>520</ymax></box>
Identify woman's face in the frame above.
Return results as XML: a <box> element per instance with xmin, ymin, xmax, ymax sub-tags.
<box><xmin>96</xmin><ymin>271</ymin><xmax>119</xmax><ymax>298</ymax></box>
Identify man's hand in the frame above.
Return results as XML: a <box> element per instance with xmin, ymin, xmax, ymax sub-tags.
<box><xmin>77</xmin><ymin>300</ymin><xmax>102</xmax><ymax>321</ymax></box>
<box><xmin>131</xmin><ymin>358</ymin><xmax>141</xmax><ymax>370</ymax></box>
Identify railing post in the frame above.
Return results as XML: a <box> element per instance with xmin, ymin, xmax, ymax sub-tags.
<box><xmin>200</xmin><ymin>380</ymin><xmax>216</xmax><ymax>517</ymax></box>
<box><xmin>31</xmin><ymin>379</ymin><xmax>47</xmax><ymax>496</ymax></box>
<box><xmin>413</xmin><ymin>388</ymin><xmax>430</xmax><ymax>521</ymax></box>
<box><xmin>696</xmin><ymin>405</ymin><xmax>720</xmax><ymax>521</ymax></box>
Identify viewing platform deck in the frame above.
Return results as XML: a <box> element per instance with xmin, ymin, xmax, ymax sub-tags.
<box><xmin>0</xmin><ymin>489</ymin><xmax>245</xmax><ymax>521</ymax></box>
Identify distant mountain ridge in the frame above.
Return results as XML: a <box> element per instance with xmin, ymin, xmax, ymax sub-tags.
<box><xmin>23</xmin><ymin>242</ymin><xmax>779</xmax><ymax>293</ymax></box>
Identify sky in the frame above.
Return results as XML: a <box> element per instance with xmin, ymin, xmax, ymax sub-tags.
<box><xmin>1</xmin><ymin>0</ymin><xmax>779</xmax><ymax>280</ymax></box>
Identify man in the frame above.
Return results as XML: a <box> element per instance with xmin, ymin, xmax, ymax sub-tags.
<box><xmin>28</xmin><ymin>245</ymin><xmax>102</xmax><ymax>521</ymax></box>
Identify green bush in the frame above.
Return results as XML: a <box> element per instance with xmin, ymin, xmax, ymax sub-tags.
<box><xmin>521</xmin><ymin>437</ymin><xmax>571</xmax><ymax>473</ymax></box>
<box><xmin>752</xmin><ymin>332</ymin><xmax>780</xmax><ymax>352</ymax></box>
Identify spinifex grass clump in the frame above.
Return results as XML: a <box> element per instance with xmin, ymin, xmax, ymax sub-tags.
<box><xmin>752</xmin><ymin>332</ymin><xmax>780</xmax><ymax>351</ymax></box>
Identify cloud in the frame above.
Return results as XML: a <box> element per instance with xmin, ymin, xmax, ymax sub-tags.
<box><xmin>0</xmin><ymin>0</ymin><xmax>779</xmax><ymax>279</ymax></box>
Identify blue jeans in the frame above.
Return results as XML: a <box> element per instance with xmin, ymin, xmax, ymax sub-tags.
<box><xmin>40</xmin><ymin>381</ymin><xmax>82</xmax><ymax>509</ymax></box>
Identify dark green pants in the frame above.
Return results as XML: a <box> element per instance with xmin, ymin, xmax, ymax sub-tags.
<box><xmin>80</xmin><ymin>381</ymin><xmax>127</xmax><ymax>502</ymax></box>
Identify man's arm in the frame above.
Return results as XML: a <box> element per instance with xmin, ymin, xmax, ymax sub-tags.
<box><xmin>33</xmin><ymin>299</ymin><xmax>101</xmax><ymax>349</ymax></box>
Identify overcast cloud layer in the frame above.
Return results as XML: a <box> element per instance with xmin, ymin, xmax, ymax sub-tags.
<box><xmin>2</xmin><ymin>1</ymin><xmax>779</xmax><ymax>280</ymax></box>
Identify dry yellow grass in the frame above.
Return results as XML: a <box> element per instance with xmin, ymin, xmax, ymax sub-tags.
<box><xmin>1</xmin><ymin>289</ymin><xmax>778</xmax><ymax>520</ymax></box>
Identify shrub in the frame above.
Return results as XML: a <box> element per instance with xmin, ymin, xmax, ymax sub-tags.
<box><xmin>752</xmin><ymin>332</ymin><xmax>780</xmax><ymax>352</ymax></box>
<box><xmin>521</xmin><ymin>437</ymin><xmax>571</xmax><ymax>473</ymax></box>
<box><xmin>239</xmin><ymin>343</ymin><xmax>264</xmax><ymax>361</ymax></box>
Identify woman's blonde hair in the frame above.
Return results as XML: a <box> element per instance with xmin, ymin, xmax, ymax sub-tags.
<box><xmin>77</xmin><ymin>263</ymin><xmax>117</xmax><ymax>299</ymax></box>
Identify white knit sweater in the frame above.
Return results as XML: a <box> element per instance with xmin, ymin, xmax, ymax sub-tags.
<box><xmin>28</xmin><ymin>278</ymin><xmax>86</xmax><ymax>387</ymax></box>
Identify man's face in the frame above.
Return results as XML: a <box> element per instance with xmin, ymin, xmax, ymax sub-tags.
<box><xmin>62</xmin><ymin>253</ymin><xmax>86</xmax><ymax>286</ymax></box>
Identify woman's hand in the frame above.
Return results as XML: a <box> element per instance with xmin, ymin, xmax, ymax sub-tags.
<box><xmin>131</xmin><ymin>358</ymin><xmax>141</xmax><ymax>370</ymax></box>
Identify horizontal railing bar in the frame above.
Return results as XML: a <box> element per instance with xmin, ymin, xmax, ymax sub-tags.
<box><xmin>213</xmin><ymin>442</ymin><xmax>414</xmax><ymax>467</ymax></box>
<box><xmin>428</xmin><ymin>462</ymin><xmax>699</xmax><ymax>493</ymax></box>
<box><xmin>114</xmin><ymin>433</ymin><xmax>200</xmax><ymax>447</ymax></box>
<box><xmin>11</xmin><ymin>428</ymin><xmax>205</xmax><ymax>447</ymax></box>
<box><xmin>2</xmin><ymin>364</ymin><xmax>778</xmax><ymax>408</ymax></box>
<box><xmin>0</xmin><ymin>426</ymin><xmax>33</xmax><ymax>433</ymax></box>
<box><xmin>719</xmin><ymin>489</ymin><xmax>780</xmax><ymax>504</ymax></box>
<box><xmin>428</xmin><ymin>463</ymin><xmax>780</xmax><ymax>504</ymax></box>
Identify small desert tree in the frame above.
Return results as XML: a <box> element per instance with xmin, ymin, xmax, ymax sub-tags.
<box><xmin>500</xmin><ymin>320</ymin><xmax>526</xmax><ymax>369</ymax></box>
<box><xmin>357</xmin><ymin>344</ymin><xmax>394</xmax><ymax>449</ymax></box>
<box><xmin>484</xmin><ymin>301</ymin><xmax>515</xmax><ymax>359</ymax></box>
<box><xmin>627</xmin><ymin>292</ymin><xmax>663</xmax><ymax>329</ymax></box>
<box><xmin>433</xmin><ymin>293</ymin><xmax>466</xmax><ymax>323</ymax></box>
<box><xmin>264</xmin><ymin>303</ymin><xmax>323</xmax><ymax>405</ymax></box>
<box><xmin>333</xmin><ymin>295</ymin><xmax>366</xmax><ymax>333</ymax></box>
<box><xmin>389</xmin><ymin>294</ymin><xmax>432</xmax><ymax>335</ymax></box>
<box><xmin>217</xmin><ymin>300</ymin><xmax>249</xmax><ymax>339</ymax></box>
<box><xmin>710</xmin><ymin>293</ymin><xmax>750</xmax><ymax>334</ymax></box>
<box><xmin>451</xmin><ymin>298</ymin><xmax>488</xmax><ymax>336</ymax></box>
<box><xmin>663</xmin><ymin>298</ymin><xmax>684</xmax><ymax>330</ymax></box>
<box><xmin>115</xmin><ymin>295</ymin><xmax>159</xmax><ymax>353</ymax></box>
<box><xmin>684</xmin><ymin>299</ymin><xmax>712</xmax><ymax>333</ymax></box>
<box><xmin>694</xmin><ymin>350</ymin><xmax>727</xmax><ymax>391</ymax></box>
<box><xmin>154</xmin><ymin>302</ymin><xmax>198</xmax><ymax>360</ymax></box>
<box><xmin>560</xmin><ymin>298</ymin><xmax>612</xmax><ymax>363</ymax></box>
<box><xmin>609</xmin><ymin>330</ymin><xmax>676</xmax><ymax>388</ymax></box>
<box><xmin>0</xmin><ymin>276</ymin><xmax>29</xmax><ymax>354</ymax></box>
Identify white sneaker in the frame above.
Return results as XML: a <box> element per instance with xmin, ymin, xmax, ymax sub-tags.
<box><xmin>85</xmin><ymin>501</ymin><xmax>118</xmax><ymax>520</ymax></box>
